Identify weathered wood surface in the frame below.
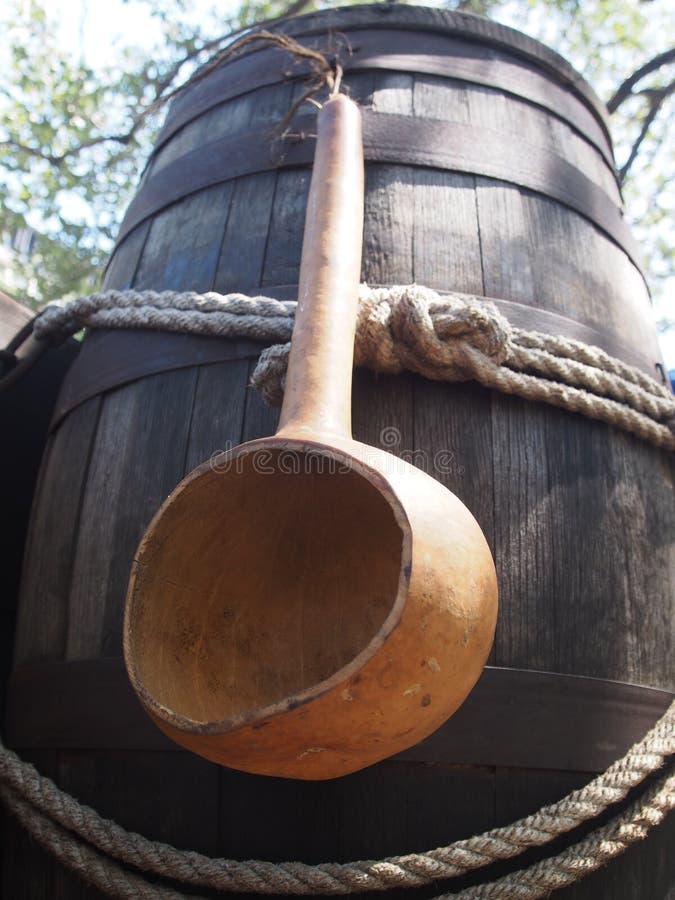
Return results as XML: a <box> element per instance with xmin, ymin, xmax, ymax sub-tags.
<box><xmin>0</xmin><ymin>297</ymin><xmax>79</xmax><ymax>718</ymax></box>
<box><xmin>5</xmin><ymin>5</ymin><xmax>673</xmax><ymax>897</ymax></box>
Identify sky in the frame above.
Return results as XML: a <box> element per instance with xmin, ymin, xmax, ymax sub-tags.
<box><xmin>31</xmin><ymin>0</ymin><xmax>675</xmax><ymax>369</ymax></box>
<box><xmin>50</xmin><ymin>0</ymin><xmax>226</xmax><ymax>67</ymax></box>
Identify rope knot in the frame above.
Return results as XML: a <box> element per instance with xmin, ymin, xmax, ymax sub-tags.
<box><xmin>356</xmin><ymin>285</ymin><xmax>512</xmax><ymax>381</ymax></box>
<box><xmin>252</xmin><ymin>286</ymin><xmax>513</xmax><ymax>404</ymax></box>
<box><xmin>15</xmin><ymin>284</ymin><xmax>674</xmax><ymax>450</ymax></box>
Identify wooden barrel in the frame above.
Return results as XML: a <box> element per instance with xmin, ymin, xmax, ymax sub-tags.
<box><xmin>4</xmin><ymin>6</ymin><xmax>673</xmax><ymax>897</ymax></box>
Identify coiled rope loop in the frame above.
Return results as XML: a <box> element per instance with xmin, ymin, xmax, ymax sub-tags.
<box><xmin>1</xmin><ymin>703</ymin><xmax>673</xmax><ymax>898</ymax></box>
<box><xmin>29</xmin><ymin>284</ymin><xmax>675</xmax><ymax>451</ymax></box>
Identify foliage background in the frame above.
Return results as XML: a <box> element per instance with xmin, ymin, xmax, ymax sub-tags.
<box><xmin>1</xmin><ymin>0</ymin><xmax>673</xmax><ymax>361</ymax></box>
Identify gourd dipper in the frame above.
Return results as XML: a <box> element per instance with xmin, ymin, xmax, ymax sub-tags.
<box><xmin>123</xmin><ymin>93</ymin><xmax>498</xmax><ymax>780</ymax></box>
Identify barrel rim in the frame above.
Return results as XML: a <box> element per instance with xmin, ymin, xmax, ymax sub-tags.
<box><xmin>179</xmin><ymin>4</ymin><xmax>612</xmax><ymax>151</ymax></box>
<box><xmin>152</xmin><ymin>21</ymin><xmax>617</xmax><ymax>180</ymax></box>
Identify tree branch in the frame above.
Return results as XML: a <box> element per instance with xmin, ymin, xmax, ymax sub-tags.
<box><xmin>607</xmin><ymin>46</ymin><xmax>675</xmax><ymax>113</ymax></box>
<box><xmin>136</xmin><ymin>0</ymin><xmax>316</xmax><ymax>122</ymax></box>
<box><xmin>0</xmin><ymin>131</ymin><xmax>134</xmax><ymax>166</ymax></box>
<box><xmin>1</xmin><ymin>0</ymin><xmax>316</xmax><ymax>171</ymax></box>
<box><xmin>618</xmin><ymin>80</ymin><xmax>675</xmax><ymax>184</ymax></box>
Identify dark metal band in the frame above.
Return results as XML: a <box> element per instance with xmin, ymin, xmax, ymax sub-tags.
<box><xmin>48</xmin><ymin>289</ymin><xmax>661</xmax><ymax>429</ymax></box>
<box><xmin>117</xmin><ymin>112</ymin><xmax>639</xmax><ymax>273</ymax></box>
<box><xmin>270</xmin><ymin>5</ymin><xmax>612</xmax><ymax>137</ymax></box>
<box><xmin>51</xmin><ymin>329</ymin><xmax>264</xmax><ymax>428</ymax></box>
<box><xmin>5</xmin><ymin>658</ymin><xmax>671</xmax><ymax>773</ymax></box>
<box><xmin>155</xmin><ymin>28</ymin><xmax>615</xmax><ymax>173</ymax></box>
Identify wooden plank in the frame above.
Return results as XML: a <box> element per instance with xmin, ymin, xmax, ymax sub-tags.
<box><xmin>219</xmin><ymin>763</ymin><xmax>495</xmax><ymax>869</ymax></box>
<box><xmin>248</xmin><ymin>79</ymin><xmax>295</xmax><ymax>128</ymax></box>
<box><xmin>353</xmin><ymin>99</ymin><xmax>415</xmax><ymax>468</ymax></box>
<box><xmin>466</xmin><ymin>81</ymin><xmax>512</xmax><ymax>133</ymax></box>
<box><xmin>184</xmin><ymin>359</ymin><xmax>251</xmax><ymax>472</ymax></box>
<box><xmin>546</xmin><ymin>114</ymin><xmax>620</xmax><ymax>202</ymax></box>
<box><xmin>214</xmin><ymin>172</ymin><xmax>277</xmax><ymax>293</ymax></box>
<box><xmin>413</xmin><ymin>381</ymin><xmax>495</xmax><ymax>568</ymax></box>
<box><xmin>57</xmin><ymin>749</ymin><xmax>220</xmax><ymax>854</ymax></box>
<box><xmin>133</xmin><ymin>181</ymin><xmax>234</xmax><ymax>292</ymax></box>
<box><xmin>544</xmin><ymin>414</ymin><xmax>633</xmax><ymax>682</ymax></box>
<box><xmin>362</xmin><ymin>73</ymin><xmax>416</xmax><ymax>284</ymax></box>
<box><xmin>409</xmin><ymin>115</ymin><xmax>494</xmax><ymax>668</ymax></box>
<box><xmin>490</xmin><ymin>396</ymin><xmax>557</xmax><ymax>670</ymax></box>
<box><xmin>150</xmin><ymin>91</ymin><xmax>255</xmax><ymax>178</ymax></box>
<box><xmin>463</xmin><ymin>81</ymin><xmax>620</xmax><ymax>203</ymax></box>
<box><xmin>2</xmin><ymin>338</ymin><xmax>81</xmax><ymax>611</ymax></box>
<box><xmin>352</xmin><ymin>369</ymin><xmax>414</xmax><ymax>462</ymax></box>
<box><xmin>342</xmin><ymin>71</ymin><xmax>377</xmax><ymax>108</ymax></box>
<box><xmin>371</xmin><ymin>72</ymin><xmax>414</xmax><ymax>116</ymax></box>
<box><xmin>611</xmin><ymin>437</ymin><xmax>674</xmax><ymax>689</ymax></box>
<box><xmin>336</xmin><ymin>762</ymin><xmax>427</xmax><ymax>860</ymax></box>
<box><xmin>519</xmin><ymin>191</ymin><xmax>661</xmax><ymax>365</ymax></box>
<box><xmin>413</xmin><ymin>74</ymin><xmax>472</xmax><ymax>123</ymax></box>
<box><xmin>13</xmin><ymin>397</ymin><xmax>102</xmax><ymax>667</ymax></box>
<box><xmin>544</xmin><ymin>414</ymin><xmax>674</xmax><ymax>689</ymax></box>
<box><xmin>524</xmin><ymin>191</ymin><xmax>613</xmax><ymax>323</ymax></box>
<box><xmin>595</xmin><ymin>238</ymin><xmax>660</xmax><ymax>365</ymax></box>
<box><xmin>475</xmin><ymin>179</ymin><xmax>536</xmax><ymax>304</ymax></box>
<box><xmin>411</xmin><ymin>358</ymin><xmax>494</xmax><ymax>665</ymax></box>
<box><xmin>363</xmin><ymin>165</ymin><xmax>414</xmax><ymax>285</ymax></box>
<box><xmin>402</xmin><ymin>763</ymin><xmax>496</xmax><ymax>851</ymax></box>
<box><xmin>476</xmin><ymin>178</ymin><xmax>659</xmax><ymax>365</ymax></box>
<box><xmin>557</xmin><ymin>197</ymin><xmax>612</xmax><ymax>321</ymax></box>
<box><xmin>218</xmin><ymin>768</ymin><xmax>341</xmax><ymax>863</ymax></box>
<box><xmin>495</xmin><ymin>766</ymin><xmax>588</xmax><ymax>825</ymax></box>
<box><xmin>261</xmin><ymin>169</ymin><xmax>311</xmax><ymax>288</ymax></box>
<box><xmin>101</xmin><ymin>219</ymin><xmax>150</xmax><ymax>291</ymax></box>
<box><xmin>412</xmin><ymin>169</ymin><xmax>483</xmax><ymax>294</ymax></box>
<box><xmin>65</xmin><ymin>370</ymin><xmax>198</xmax><ymax>659</ymax></box>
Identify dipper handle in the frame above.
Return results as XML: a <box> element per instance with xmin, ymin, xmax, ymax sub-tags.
<box><xmin>277</xmin><ymin>94</ymin><xmax>364</xmax><ymax>440</ymax></box>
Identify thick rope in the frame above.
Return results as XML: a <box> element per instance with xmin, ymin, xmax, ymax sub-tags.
<box><xmin>1</xmin><ymin>702</ymin><xmax>673</xmax><ymax>896</ymax></box>
<box><xmin>31</xmin><ymin>285</ymin><xmax>675</xmax><ymax>451</ymax></box>
<box><xmin>2</xmin><ymin>786</ymin><xmax>188</xmax><ymax>900</ymax></box>
<box><xmin>449</xmin><ymin>771</ymin><xmax>675</xmax><ymax>899</ymax></box>
<box><xmin>3</xmin><ymin>771</ymin><xmax>673</xmax><ymax>900</ymax></box>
